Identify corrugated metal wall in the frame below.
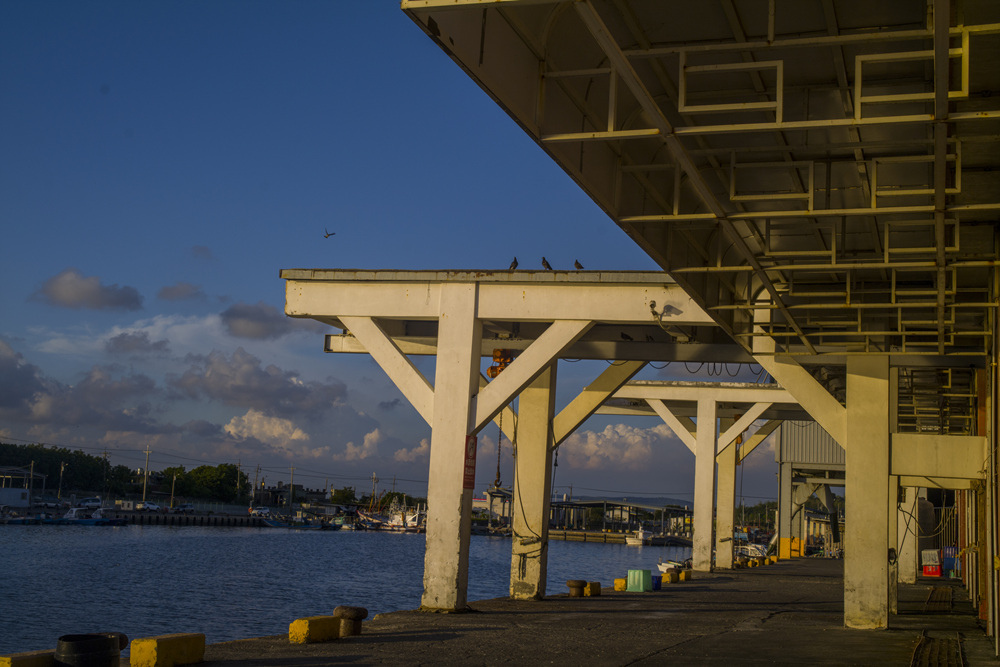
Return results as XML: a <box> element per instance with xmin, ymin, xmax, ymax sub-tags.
<box><xmin>777</xmin><ymin>421</ymin><xmax>845</xmax><ymax>466</ymax></box>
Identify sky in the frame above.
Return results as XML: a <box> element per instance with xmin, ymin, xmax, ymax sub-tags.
<box><xmin>0</xmin><ymin>1</ymin><xmax>780</xmax><ymax>504</ymax></box>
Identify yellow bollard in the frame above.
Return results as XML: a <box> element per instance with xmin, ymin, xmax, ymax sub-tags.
<box><xmin>613</xmin><ymin>578</ymin><xmax>627</xmax><ymax>591</ymax></box>
<box><xmin>584</xmin><ymin>581</ymin><xmax>601</xmax><ymax>596</ymax></box>
<box><xmin>289</xmin><ymin>616</ymin><xmax>339</xmax><ymax>644</ymax></box>
<box><xmin>0</xmin><ymin>649</ymin><xmax>56</xmax><ymax>667</ymax></box>
<box><xmin>131</xmin><ymin>633</ymin><xmax>205</xmax><ymax>667</ymax></box>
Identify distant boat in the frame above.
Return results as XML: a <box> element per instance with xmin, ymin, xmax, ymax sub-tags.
<box><xmin>262</xmin><ymin>516</ymin><xmax>337</xmax><ymax>530</ymax></box>
<box><xmin>626</xmin><ymin>528</ymin><xmax>652</xmax><ymax>546</ymax></box>
<box><xmin>736</xmin><ymin>543</ymin><xmax>769</xmax><ymax>558</ymax></box>
<box><xmin>657</xmin><ymin>557</ymin><xmax>691</xmax><ymax>573</ymax></box>
<box><xmin>54</xmin><ymin>507</ymin><xmax>126</xmax><ymax>526</ymax></box>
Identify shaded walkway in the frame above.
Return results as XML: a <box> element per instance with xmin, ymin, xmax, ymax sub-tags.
<box><xmin>198</xmin><ymin>559</ymin><xmax>996</xmax><ymax>666</ymax></box>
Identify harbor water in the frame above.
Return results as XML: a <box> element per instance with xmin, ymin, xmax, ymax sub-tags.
<box><xmin>1</xmin><ymin>525</ymin><xmax>691</xmax><ymax>656</ymax></box>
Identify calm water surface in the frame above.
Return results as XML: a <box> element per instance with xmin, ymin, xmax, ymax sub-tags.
<box><xmin>1</xmin><ymin>525</ymin><xmax>690</xmax><ymax>655</ymax></box>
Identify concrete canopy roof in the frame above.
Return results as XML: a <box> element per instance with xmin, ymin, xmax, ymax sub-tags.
<box><xmin>400</xmin><ymin>0</ymin><xmax>999</xmax><ymax>435</ymax></box>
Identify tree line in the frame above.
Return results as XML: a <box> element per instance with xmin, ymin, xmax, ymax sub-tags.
<box><xmin>0</xmin><ymin>442</ymin><xmax>248</xmax><ymax>503</ymax></box>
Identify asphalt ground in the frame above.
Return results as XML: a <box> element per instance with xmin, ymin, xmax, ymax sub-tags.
<box><xmin>193</xmin><ymin>559</ymin><xmax>997</xmax><ymax>666</ymax></box>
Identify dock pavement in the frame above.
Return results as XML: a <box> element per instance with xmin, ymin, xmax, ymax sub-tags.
<box><xmin>194</xmin><ymin>558</ymin><xmax>995</xmax><ymax>666</ymax></box>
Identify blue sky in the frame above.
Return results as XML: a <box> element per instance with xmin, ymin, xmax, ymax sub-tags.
<box><xmin>0</xmin><ymin>2</ymin><xmax>778</xmax><ymax>502</ymax></box>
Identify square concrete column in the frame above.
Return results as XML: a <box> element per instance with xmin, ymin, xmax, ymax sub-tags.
<box><xmin>715</xmin><ymin>434</ymin><xmax>737</xmax><ymax>569</ymax></box>
<box><xmin>692</xmin><ymin>398</ymin><xmax>717</xmax><ymax>571</ymax></box>
<box><xmin>778</xmin><ymin>461</ymin><xmax>794</xmax><ymax>558</ymax></box>
<box><xmin>888</xmin><ymin>476</ymin><xmax>899</xmax><ymax>614</ymax></box>
<box><xmin>844</xmin><ymin>355</ymin><xmax>891</xmax><ymax>629</ymax></box>
<box><xmin>421</xmin><ymin>283</ymin><xmax>482</xmax><ymax>611</ymax></box>
<box><xmin>509</xmin><ymin>365</ymin><xmax>557</xmax><ymax>599</ymax></box>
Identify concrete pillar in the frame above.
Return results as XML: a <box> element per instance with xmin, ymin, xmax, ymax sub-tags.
<box><xmin>778</xmin><ymin>461</ymin><xmax>793</xmax><ymax>558</ymax></box>
<box><xmin>421</xmin><ymin>284</ymin><xmax>482</xmax><ymax>611</ymax></box>
<box><xmin>509</xmin><ymin>365</ymin><xmax>557</xmax><ymax>599</ymax></box>
<box><xmin>692</xmin><ymin>398</ymin><xmax>717</xmax><ymax>571</ymax></box>
<box><xmin>844</xmin><ymin>355</ymin><xmax>891</xmax><ymax>629</ymax></box>
<box><xmin>715</xmin><ymin>434</ymin><xmax>737</xmax><ymax>569</ymax></box>
<box><xmin>888</xmin><ymin>476</ymin><xmax>899</xmax><ymax>614</ymax></box>
<box><xmin>898</xmin><ymin>486</ymin><xmax>919</xmax><ymax>584</ymax></box>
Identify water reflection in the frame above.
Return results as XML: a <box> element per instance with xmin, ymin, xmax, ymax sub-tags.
<box><xmin>1</xmin><ymin>526</ymin><xmax>690</xmax><ymax>655</ymax></box>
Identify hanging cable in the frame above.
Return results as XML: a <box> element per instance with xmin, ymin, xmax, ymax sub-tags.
<box><xmin>493</xmin><ymin>409</ymin><xmax>503</xmax><ymax>488</ymax></box>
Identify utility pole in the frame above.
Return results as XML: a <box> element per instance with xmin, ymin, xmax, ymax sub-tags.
<box><xmin>236</xmin><ymin>460</ymin><xmax>242</xmax><ymax>502</ymax></box>
<box><xmin>29</xmin><ymin>461</ymin><xmax>34</xmax><ymax>506</ymax></box>
<box><xmin>289</xmin><ymin>467</ymin><xmax>295</xmax><ymax>514</ymax></box>
<box><xmin>170</xmin><ymin>473</ymin><xmax>177</xmax><ymax>509</ymax></box>
<box><xmin>58</xmin><ymin>462</ymin><xmax>66</xmax><ymax>499</ymax></box>
<box><xmin>102</xmin><ymin>450</ymin><xmax>109</xmax><ymax>496</ymax></box>
<box><xmin>142</xmin><ymin>446</ymin><xmax>151</xmax><ymax>501</ymax></box>
<box><xmin>251</xmin><ymin>466</ymin><xmax>260</xmax><ymax>509</ymax></box>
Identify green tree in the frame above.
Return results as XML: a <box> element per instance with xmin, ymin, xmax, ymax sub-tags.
<box><xmin>187</xmin><ymin>463</ymin><xmax>248</xmax><ymax>502</ymax></box>
<box><xmin>330</xmin><ymin>486</ymin><xmax>356</xmax><ymax>505</ymax></box>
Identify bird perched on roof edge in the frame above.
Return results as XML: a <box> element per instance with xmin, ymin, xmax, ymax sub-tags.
<box><xmin>541</xmin><ymin>257</ymin><xmax>553</xmax><ymax>270</ymax></box>
<box><xmin>509</xmin><ymin>257</ymin><xmax>518</xmax><ymax>270</ymax></box>
<box><xmin>574</xmin><ymin>259</ymin><xmax>584</xmax><ymax>270</ymax></box>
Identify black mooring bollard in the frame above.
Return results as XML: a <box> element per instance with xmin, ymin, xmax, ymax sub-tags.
<box><xmin>54</xmin><ymin>632</ymin><xmax>127</xmax><ymax>667</ymax></box>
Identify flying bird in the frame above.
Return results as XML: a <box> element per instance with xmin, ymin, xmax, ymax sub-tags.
<box><xmin>509</xmin><ymin>257</ymin><xmax>518</xmax><ymax>270</ymax></box>
<box><xmin>541</xmin><ymin>257</ymin><xmax>553</xmax><ymax>270</ymax></box>
<box><xmin>324</xmin><ymin>228</ymin><xmax>335</xmax><ymax>238</ymax></box>
<box><xmin>574</xmin><ymin>259</ymin><xmax>584</xmax><ymax>270</ymax></box>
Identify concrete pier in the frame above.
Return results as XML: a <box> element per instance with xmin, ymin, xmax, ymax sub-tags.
<box><xmin>193</xmin><ymin>559</ymin><xmax>994</xmax><ymax>666</ymax></box>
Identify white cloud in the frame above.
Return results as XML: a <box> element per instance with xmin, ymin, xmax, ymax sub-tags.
<box><xmin>336</xmin><ymin>428</ymin><xmax>383</xmax><ymax>461</ymax></box>
<box><xmin>225</xmin><ymin>409</ymin><xmax>310</xmax><ymax>445</ymax></box>
<box><xmin>394</xmin><ymin>437</ymin><xmax>430</xmax><ymax>462</ymax></box>
<box><xmin>560</xmin><ymin>423</ymin><xmax>676</xmax><ymax>471</ymax></box>
<box><xmin>32</xmin><ymin>268</ymin><xmax>142</xmax><ymax>311</ymax></box>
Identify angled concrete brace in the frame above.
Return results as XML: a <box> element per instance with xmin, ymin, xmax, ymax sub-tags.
<box><xmin>739</xmin><ymin>420</ymin><xmax>783</xmax><ymax>463</ymax></box>
<box><xmin>718</xmin><ymin>403</ymin><xmax>772</xmax><ymax>454</ymax></box>
<box><xmin>484</xmin><ymin>359</ymin><xmax>647</xmax><ymax>450</ymax></box>
<box><xmin>752</xmin><ymin>325</ymin><xmax>846</xmax><ymax>447</ymax></box>
<box><xmin>553</xmin><ymin>360</ymin><xmax>647</xmax><ymax>447</ymax></box>
<box><xmin>339</xmin><ymin>316</ymin><xmax>434</xmax><ymax>424</ymax></box>
<box><xmin>647</xmin><ymin>400</ymin><xmax>696</xmax><ymax>453</ymax></box>
<box><xmin>475</xmin><ymin>320</ymin><xmax>593</xmax><ymax>432</ymax></box>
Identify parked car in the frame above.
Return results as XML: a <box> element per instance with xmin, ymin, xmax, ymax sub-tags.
<box><xmin>78</xmin><ymin>497</ymin><xmax>102</xmax><ymax>509</ymax></box>
<box><xmin>136</xmin><ymin>501</ymin><xmax>161</xmax><ymax>512</ymax></box>
<box><xmin>250</xmin><ymin>507</ymin><xmax>271</xmax><ymax>517</ymax></box>
<box><xmin>172</xmin><ymin>503</ymin><xmax>195</xmax><ymax>514</ymax></box>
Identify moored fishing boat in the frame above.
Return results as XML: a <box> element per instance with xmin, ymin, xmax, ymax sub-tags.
<box><xmin>53</xmin><ymin>507</ymin><xmax>127</xmax><ymax>526</ymax></box>
<box><xmin>625</xmin><ymin>528</ymin><xmax>652</xmax><ymax>546</ymax></box>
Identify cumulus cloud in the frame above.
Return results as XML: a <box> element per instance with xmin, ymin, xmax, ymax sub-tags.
<box><xmin>336</xmin><ymin>428</ymin><xmax>383</xmax><ymax>461</ymax></box>
<box><xmin>105</xmin><ymin>331</ymin><xmax>170</xmax><ymax>356</ymax></box>
<box><xmin>0</xmin><ymin>340</ymin><xmax>50</xmax><ymax>411</ymax></box>
<box><xmin>168</xmin><ymin>347</ymin><xmax>346</xmax><ymax>418</ymax></box>
<box><xmin>0</xmin><ymin>343</ymin><xmax>160</xmax><ymax>434</ymax></box>
<box><xmin>31</xmin><ymin>268</ymin><xmax>142</xmax><ymax>311</ymax></box>
<box><xmin>220</xmin><ymin>301</ymin><xmax>294</xmax><ymax>340</ymax></box>
<box><xmin>191</xmin><ymin>245</ymin><xmax>214</xmax><ymax>260</ymax></box>
<box><xmin>378</xmin><ymin>398</ymin><xmax>402</xmax><ymax>411</ymax></box>
<box><xmin>394</xmin><ymin>437</ymin><xmax>429</xmax><ymax>462</ymax></box>
<box><xmin>560</xmin><ymin>423</ymin><xmax>676</xmax><ymax>471</ymax></box>
<box><xmin>158</xmin><ymin>282</ymin><xmax>206</xmax><ymax>302</ymax></box>
<box><xmin>225</xmin><ymin>409</ymin><xmax>310</xmax><ymax>445</ymax></box>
